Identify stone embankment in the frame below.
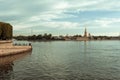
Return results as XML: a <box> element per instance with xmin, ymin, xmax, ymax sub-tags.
<box><xmin>0</xmin><ymin>41</ymin><xmax>32</xmax><ymax>57</ymax></box>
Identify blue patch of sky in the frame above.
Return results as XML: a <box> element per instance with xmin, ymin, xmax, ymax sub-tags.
<box><xmin>52</xmin><ymin>10</ymin><xmax>120</xmax><ymax>22</ymax></box>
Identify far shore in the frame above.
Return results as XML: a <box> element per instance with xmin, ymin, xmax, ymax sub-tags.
<box><xmin>14</xmin><ymin>39</ymin><xmax>120</xmax><ymax>42</ymax></box>
<box><xmin>13</xmin><ymin>34</ymin><xmax>120</xmax><ymax>41</ymax></box>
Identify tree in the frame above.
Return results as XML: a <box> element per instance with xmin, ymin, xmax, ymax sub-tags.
<box><xmin>37</xmin><ymin>34</ymin><xmax>42</xmax><ymax>40</ymax></box>
<box><xmin>0</xmin><ymin>22</ymin><xmax>13</xmax><ymax>40</ymax></box>
<box><xmin>0</xmin><ymin>26</ymin><xmax>2</xmax><ymax>37</ymax></box>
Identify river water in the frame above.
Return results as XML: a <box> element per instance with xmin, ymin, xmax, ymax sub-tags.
<box><xmin>0</xmin><ymin>40</ymin><xmax>120</xmax><ymax>80</ymax></box>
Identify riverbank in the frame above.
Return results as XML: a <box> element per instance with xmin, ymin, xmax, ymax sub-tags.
<box><xmin>14</xmin><ymin>34</ymin><xmax>120</xmax><ymax>41</ymax></box>
<box><xmin>0</xmin><ymin>42</ymin><xmax>32</xmax><ymax>57</ymax></box>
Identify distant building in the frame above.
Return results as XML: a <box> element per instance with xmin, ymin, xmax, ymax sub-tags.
<box><xmin>76</xmin><ymin>27</ymin><xmax>89</xmax><ymax>41</ymax></box>
<box><xmin>84</xmin><ymin>27</ymin><xmax>87</xmax><ymax>37</ymax></box>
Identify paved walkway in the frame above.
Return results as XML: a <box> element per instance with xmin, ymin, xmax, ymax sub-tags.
<box><xmin>0</xmin><ymin>43</ymin><xmax>32</xmax><ymax>57</ymax></box>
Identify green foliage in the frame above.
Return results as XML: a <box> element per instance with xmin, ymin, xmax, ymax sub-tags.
<box><xmin>0</xmin><ymin>22</ymin><xmax>13</xmax><ymax>40</ymax></box>
<box><xmin>43</xmin><ymin>33</ymin><xmax>52</xmax><ymax>40</ymax></box>
<box><xmin>14</xmin><ymin>33</ymin><xmax>54</xmax><ymax>41</ymax></box>
<box><xmin>0</xmin><ymin>26</ymin><xmax>2</xmax><ymax>37</ymax></box>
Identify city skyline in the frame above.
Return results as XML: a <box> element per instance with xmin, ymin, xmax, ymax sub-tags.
<box><xmin>0</xmin><ymin>0</ymin><xmax>120</xmax><ymax>36</ymax></box>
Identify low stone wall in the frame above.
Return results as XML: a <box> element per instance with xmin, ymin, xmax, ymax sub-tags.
<box><xmin>0</xmin><ymin>46</ymin><xmax>32</xmax><ymax>57</ymax></box>
<box><xmin>0</xmin><ymin>42</ymin><xmax>32</xmax><ymax>57</ymax></box>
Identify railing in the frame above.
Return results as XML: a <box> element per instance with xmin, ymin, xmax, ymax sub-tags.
<box><xmin>13</xmin><ymin>43</ymin><xmax>32</xmax><ymax>46</ymax></box>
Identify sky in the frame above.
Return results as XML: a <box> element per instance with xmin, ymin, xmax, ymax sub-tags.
<box><xmin>0</xmin><ymin>0</ymin><xmax>120</xmax><ymax>36</ymax></box>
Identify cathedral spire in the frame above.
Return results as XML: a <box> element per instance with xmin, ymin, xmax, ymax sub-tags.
<box><xmin>84</xmin><ymin>27</ymin><xmax>87</xmax><ymax>37</ymax></box>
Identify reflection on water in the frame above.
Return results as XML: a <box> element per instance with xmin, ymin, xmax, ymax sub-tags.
<box><xmin>0</xmin><ymin>41</ymin><xmax>120</xmax><ymax>80</ymax></box>
<box><xmin>0</xmin><ymin>52</ymin><xmax>31</xmax><ymax>80</ymax></box>
<box><xmin>0</xmin><ymin>63</ymin><xmax>13</xmax><ymax>80</ymax></box>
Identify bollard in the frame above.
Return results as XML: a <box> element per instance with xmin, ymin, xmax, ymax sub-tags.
<box><xmin>29</xmin><ymin>43</ymin><xmax>31</xmax><ymax>46</ymax></box>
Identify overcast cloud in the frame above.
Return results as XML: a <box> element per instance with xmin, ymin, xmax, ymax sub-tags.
<box><xmin>0</xmin><ymin>0</ymin><xmax>120</xmax><ymax>36</ymax></box>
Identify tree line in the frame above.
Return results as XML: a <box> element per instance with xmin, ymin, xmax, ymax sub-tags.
<box><xmin>14</xmin><ymin>33</ymin><xmax>120</xmax><ymax>41</ymax></box>
<box><xmin>14</xmin><ymin>33</ymin><xmax>64</xmax><ymax>41</ymax></box>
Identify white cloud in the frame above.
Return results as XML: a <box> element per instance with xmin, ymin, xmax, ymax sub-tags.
<box><xmin>95</xmin><ymin>18</ymin><xmax>120</xmax><ymax>27</ymax></box>
<box><xmin>81</xmin><ymin>18</ymin><xmax>120</xmax><ymax>28</ymax></box>
<box><xmin>0</xmin><ymin>11</ymin><xmax>21</xmax><ymax>16</ymax></box>
<box><xmin>93</xmin><ymin>32</ymin><xmax>119</xmax><ymax>36</ymax></box>
<box><xmin>13</xmin><ymin>20</ymin><xmax>80</xmax><ymax>31</ymax></box>
<box><xmin>0</xmin><ymin>0</ymin><xmax>120</xmax><ymax>36</ymax></box>
<box><xmin>39</xmin><ymin>21</ymin><xmax>80</xmax><ymax>29</ymax></box>
<box><xmin>13</xmin><ymin>24</ymin><xmax>31</xmax><ymax>30</ymax></box>
<box><xmin>53</xmin><ymin>2</ymin><xmax>69</xmax><ymax>10</ymax></box>
<box><xmin>61</xmin><ymin>0</ymin><xmax>120</xmax><ymax>12</ymax></box>
<box><xmin>29</xmin><ymin>14</ymin><xmax>58</xmax><ymax>22</ymax></box>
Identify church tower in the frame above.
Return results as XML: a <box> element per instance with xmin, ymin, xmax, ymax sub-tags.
<box><xmin>84</xmin><ymin>27</ymin><xmax>87</xmax><ymax>37</ymax></box>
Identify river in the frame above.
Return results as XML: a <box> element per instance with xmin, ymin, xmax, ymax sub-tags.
<box><xmin>0</xmin><ymin>40</ymin><xmax>120</xmax><ymax>80</ymax></box>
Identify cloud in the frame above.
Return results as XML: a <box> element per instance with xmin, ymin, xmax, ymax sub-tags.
<box><xmin>92</xmin><ymin>32</ymin><xmax>119</xmax><ymax>36</ymax></box>
<box><xmin>67</xmin><ymin>0</ymin><xmax>120</xmax><ymax>11</ymax></box>
<box><xmin>0</xmin><ymin>0</ymin><xmax>120</xmax><ymax>36</ymax></box>
<box><xmin>80</xmin><ymin>18</ymin><xmax>120</xmax><ymax>28</ymax></box>
<box><xmin>53</xmin><ymin>2</ymin><xmax>69</xmax><ymax>10</ymax></box>
<box><xmin>41</xmin><ymin>21</ymin><xmax>80</xmax><ymax>29</ymax></box>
